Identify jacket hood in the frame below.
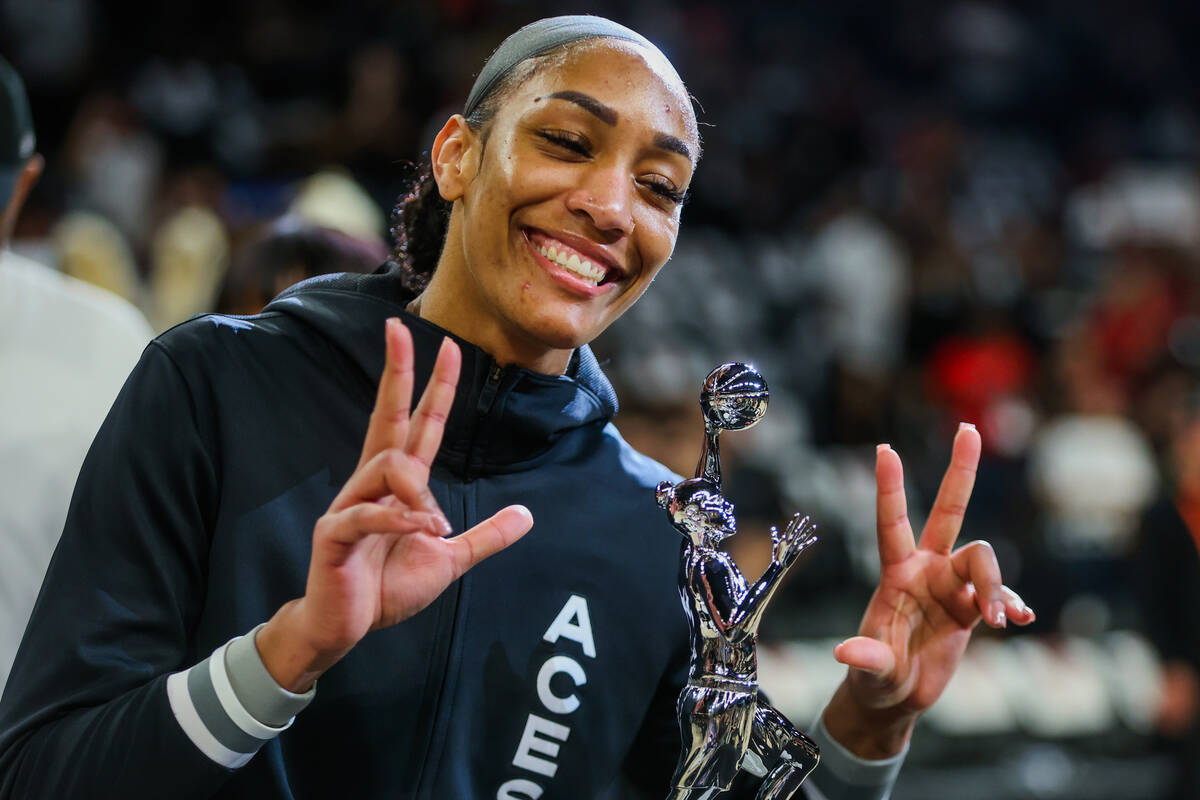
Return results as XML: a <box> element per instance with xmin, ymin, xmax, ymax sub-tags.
<box><xmin>262</xmin><ymin>268</ymin><xmax>619</xmax><ymax>477</ymax></box>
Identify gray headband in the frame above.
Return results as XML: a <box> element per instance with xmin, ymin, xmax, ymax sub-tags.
<box><xmin>463</xmin><ymin>15</ymin><xmax>656</xmax><ymax>118</ymax></box>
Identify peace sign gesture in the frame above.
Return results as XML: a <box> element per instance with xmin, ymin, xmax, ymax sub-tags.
<box><xmin>257</xmin><ymin>318</ymin><xmax>533</xmax><ymax>692</ymax></box>
<box><xmin>822</xmin><ymin>424</ymin><xmax>1035</xmax><ymax>758</ymax></box>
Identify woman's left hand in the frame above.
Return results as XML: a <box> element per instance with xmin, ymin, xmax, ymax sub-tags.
<box><xmin>822</xmin><ymin>423</ymin><xmax>1035</xmax><ymax>758</ymax></box>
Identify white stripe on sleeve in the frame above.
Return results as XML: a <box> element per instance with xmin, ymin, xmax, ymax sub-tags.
<box><xmin>166</xmin><ymin>669</ymin><xmax>256</xmax><ymax>769</ymax></box>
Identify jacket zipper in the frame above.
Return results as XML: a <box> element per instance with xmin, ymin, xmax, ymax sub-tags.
<box><xmin>464</xmin><ymin>363</ymin><xmax>504</xmax><ymax>481</ymax></box>
<box><xmin>477</xmin><ymin>363</ymin><xmax>504</xmax><ymax>415</ymax></box>
<box><xmin>413</xmin><ymin>363</ymin><xmax>504</xmax><ymax>794</ymax></box>
<box><xmin>412</xmin><ymin>483</ymin><xmax>469</xmax><ymax>800</ymax></box>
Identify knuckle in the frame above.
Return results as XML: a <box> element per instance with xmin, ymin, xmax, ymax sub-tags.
<box><xmin>939</xmin><ymin>501</ymin><xmax>970</xmax><ymax>517</ymax></box>
<box><xmin>417</xmin><ymin>407</ymin><xmax>449</xmax><ymax>425</ymax></box>
<box><xmin>314</xmin><ymin>514</ymin><xmax>336</xmax><ymax>539</ymax></box>
<box><xmin>383</xmin><ymin>448</ymin><xmax>412</xmax><ymax>473</ymax></box>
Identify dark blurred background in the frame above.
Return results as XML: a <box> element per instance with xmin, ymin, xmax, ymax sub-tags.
<box><xmin>6</xmin><ymin>1</ymin><xmax>1200</xmax><ymax>797</ymax></box>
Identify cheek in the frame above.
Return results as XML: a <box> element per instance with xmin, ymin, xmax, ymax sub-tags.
<box><xmin>636</xmin><ymin>215</ymin><xmax>680</xmax><ymax>275</ymax></box>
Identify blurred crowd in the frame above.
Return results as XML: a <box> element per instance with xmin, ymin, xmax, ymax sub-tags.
<box><xmin>5</xmin><ymin>0</ymin><xmax>1200</xmax><ymax>797</ymax></box>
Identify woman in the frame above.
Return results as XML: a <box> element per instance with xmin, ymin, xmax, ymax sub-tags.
<box><xmin>0</xmin><ymin>16</ymin><xmax>1032</xmax><ymax>800</ymax></box>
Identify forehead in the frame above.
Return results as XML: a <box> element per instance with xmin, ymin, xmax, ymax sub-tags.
<box><xmin>511</xmin><ymin>40</ymin><xmax>699</xmax><ymax>149</ymax></box>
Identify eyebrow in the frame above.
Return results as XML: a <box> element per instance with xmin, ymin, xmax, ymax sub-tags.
<box><xmin>548</xmin><ymin>91</ymin><xmax>618</xmax><ymax>126</ymax></box>
<box><xmin>547</xmin><ymin>90</ymin><xmax>693</xmax><ymax>163</ymax></box>
<box><xmin>653</xmin><ymin>132</ymin><xmax>692</xmax><ymax>161</ymax></box>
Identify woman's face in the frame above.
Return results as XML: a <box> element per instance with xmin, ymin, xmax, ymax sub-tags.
<box><xmin>430</xmin><ymin>41</ymin><xmax>699</xmax><ymax>373</ymax></box>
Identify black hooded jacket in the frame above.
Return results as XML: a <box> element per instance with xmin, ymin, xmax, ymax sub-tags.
<box><xmin>0</xmin><ymin>270</ymin><xmax>692</xmax><ymax>799</ymax></box>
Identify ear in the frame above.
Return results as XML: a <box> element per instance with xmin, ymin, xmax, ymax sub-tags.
<box><xmin>430</xmin><ymin>115</ymin><xmax>481</xmax><ymax>203</ymax></box>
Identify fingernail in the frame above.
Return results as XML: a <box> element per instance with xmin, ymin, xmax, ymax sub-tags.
<box><xmin>439</xmin><ymin>515</ymin><xmax>453</xmax><ymax>536</ymax></box>
<box><xmin>991</xmin><ymin>601</ymin><xmax>1006</xmax><ymax>627</ymax></box>
<box><xmin>386</xmin><ymin>317</ymin><xmax>398</xmax><ymax>332</ymax></box>
<box><xmin>876</xmin><ymin>443</ymin><xmax>891</xmax><ymax>454</ymax></box>
<box><xmin>959</xmin><ymin>421</ymin><xmax>976</xmax><ymax>432</ymax></box>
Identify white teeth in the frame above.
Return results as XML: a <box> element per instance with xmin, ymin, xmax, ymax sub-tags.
<box><xmin>536</xmin><ymin>241</ymin><xmax>607</xmax><ymax>284</ymax></box>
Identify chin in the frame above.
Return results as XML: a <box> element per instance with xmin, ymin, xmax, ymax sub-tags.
<box><xmin>517</xmin><ymin>306</ymin><xmax>608</xmax><ymax>353</ymax></box>
<box><xmin>531</xmin><ymin>323</ymin><xmax>596</xmax><ymax>353</ymax></box>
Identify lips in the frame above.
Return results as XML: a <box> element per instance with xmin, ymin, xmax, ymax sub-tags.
<box><xmin>524</xmin><ymin>228</ymin><xmax>624</xmax><ymax>288</ymax></box>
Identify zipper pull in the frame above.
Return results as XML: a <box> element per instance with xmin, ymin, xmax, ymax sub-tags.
<box><xmin>476</xmin><ymin>363</ymin><xmax>504</xmax><ymax>415</ymax></box>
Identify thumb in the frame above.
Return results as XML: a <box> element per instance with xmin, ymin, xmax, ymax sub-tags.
<box><xmin>449</xmin><ymin>505</ymin><xmax>534</xmax><ymax>572</ymax></box>
<box><xmin>834</xmin><ymin>636</ymin><xmax>897</xmax><ymax>681</ymax></box>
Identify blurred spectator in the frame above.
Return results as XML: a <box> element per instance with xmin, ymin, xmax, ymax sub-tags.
<box><xmin>148</xmin><ymin>203</ymin><xmax>229</xmax><ymax>330</ymax></box>
<box><xmin>51</xmin><ymin>210</ymin><xmax>142</xmax><ymax>304</ymax></box>
<box><xmin>1134</xmin><ymin>409</ymin><xmax>1200</xmax><ymax>800</ymax></box>
<box><xmin>926</xmin><ymin>321</ymin><xmax>1037</xmax><ymax>457</ymax></box>
<box><xmin>1026</xmin><ymin>413</ymin><xmax>1158</xmax><ymax>634</ymax></box>
<box><xmin>216</xmin><ymin>219</ymin><xmax>386</xmax><ymax>315</ymax></box>
<box><xmin>0</xmin><ymin>57</ymin><xmax>153</xmax><ymax>692</ymax></box>
<box><xmin>59</xmin><ymin>93</ymin><xmax>163</xmax><ymax>247</ymax></box>
<box><xmin>288</xmin><ymin>168</ymin><xmax>386</xmax><ymax>242</ymax></box>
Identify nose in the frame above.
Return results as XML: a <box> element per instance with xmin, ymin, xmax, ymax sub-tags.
<box><xmin>564</xmin><ymin>164</ymin><xmax>635</xmax><ymax>238</ymax></box>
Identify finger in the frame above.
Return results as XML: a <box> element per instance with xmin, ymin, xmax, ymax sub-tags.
<box><xmin>406</xmin><ymin>337</ymin><xmax>461</xmax><ymax>478</ymax></box>
<box><xmin>876</xmin><ymin>444</ymin><xmax>916</xmax><ymax>566</ymax></box>
<box><xmin>919</xmin><ymin>423</ymin><xmax>981</xmax><ymax>555</ymax></box>
<box><xmin>447</xmin><ymin>505</ymin><xmax>534</xmax><ymax>573</ymax></box>
<box><xmin>359</xmin><ymin>318</ymin><xmax>415</xmax><ymax>469</ymax></box>
<box><xmin>1002</xmin><ymin>585</ymin><xmax>1036</xmax><ymax>625</ymax></box>
<box><xmin>331</xmin><ymin>449</ymin><xmax>450</xmax><ymax>532</ymax></box>
<box><xmin>950</xmin><ymin>539</ymin><xmax>1005</xmax><ymax>627</ymax></box>
<box><xmin>313</xmin><ymin>504</ymin><xmax>447</xmax><ymax>564</ymax></box>
<box><xmin>834</xmin><ymin>636</ymin><xmax>897</xmax><ymax>680</ymax></box>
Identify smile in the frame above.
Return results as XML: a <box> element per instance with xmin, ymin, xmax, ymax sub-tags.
<box><xmin>535</xmin><ymin>241</ymin><xmax>607</xmax><ymax>285</ymax></box>
<box><xmin>524</xmin><ymin>229</ymin><xmax>621</xmax><ymax>292</ymax></box>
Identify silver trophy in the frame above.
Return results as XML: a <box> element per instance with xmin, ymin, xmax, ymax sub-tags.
<box><xmin>656</xmin><ymin>363</ymin><xmax>820</xmax><ymax>799</ymax></box>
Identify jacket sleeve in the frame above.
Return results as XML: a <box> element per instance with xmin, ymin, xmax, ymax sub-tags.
<box><xmin>0</xmin><ymin>340</ymin><xmax>239</xmax><ymax>798</ymax></box>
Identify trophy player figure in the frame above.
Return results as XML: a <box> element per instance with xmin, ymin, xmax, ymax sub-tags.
<box><xmin>656</xmin><ymin>364</ymin><xmax>821</xmax><ymax>799</ymax></box>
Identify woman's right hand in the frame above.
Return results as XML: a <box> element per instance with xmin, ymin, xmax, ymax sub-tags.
<box><xmin>257</xmin><ymin>318</ymin><xmax>534</xmax><ymax>692</ymax></box>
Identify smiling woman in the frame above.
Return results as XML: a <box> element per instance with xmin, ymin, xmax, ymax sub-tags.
<box><xmin>409</xmin><ymin>36</ymin><xmax>699</xmax><ymax>374</ymax></box>
<box><xmin>0</xmin><ymin>14</ymin><xmax>1030</xmax><ymax>800</ymax></box>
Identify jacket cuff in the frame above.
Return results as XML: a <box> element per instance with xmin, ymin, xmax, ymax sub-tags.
<box><xmin>165</xmin><ymin>626</ymin><xmax>315</xmax><ymax>768</ymax></box>
<box><xmin>227</xmin><ymin>623</ymin><xmax>316</xmax><ymax>726</ymax></box>
<box><xmin>804</xmin><ymin>710</ymin><xmax>907</xmax><ymax>800</ymax></box>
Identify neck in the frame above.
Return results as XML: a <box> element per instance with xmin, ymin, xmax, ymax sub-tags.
<box><xmin>415</xmin><ymin>281</ymin><xmax>573</xmax><ymax>375</ymax></box>
<box><xmin>415</xmin><ymin>221</ymin><xmax>574</xmax><ymax>375</ymax></box>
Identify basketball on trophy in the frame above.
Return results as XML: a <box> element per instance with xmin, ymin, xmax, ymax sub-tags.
<box><xmin>699</xmin><ymin>363</ymin><xmax>770</xmax><ymax>433</ymax></box>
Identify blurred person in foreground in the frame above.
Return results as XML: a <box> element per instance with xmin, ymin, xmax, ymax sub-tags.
<box><xmin>0</xmin><ymin>56</ymin><xmax>153</xmax><ymax>692</ymax></box>
<box><xmin>0</xmin><ymin>18</ymin><xmax>1032</xmax><ymax>799</ymax></box>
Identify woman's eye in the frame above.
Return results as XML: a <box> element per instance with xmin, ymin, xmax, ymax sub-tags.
<box><xmin>641</xmin><ymin>177</ymin><xmax>685</xmax><ymax>206</ymax></box>
<box><xmin>538</xmin><ymin>131</ymin><xmax>591</xmax><ymax>157</ymax></box>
